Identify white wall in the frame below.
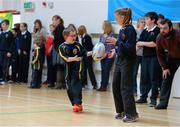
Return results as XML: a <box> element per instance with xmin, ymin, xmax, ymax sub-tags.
<box><xmin>0</xmin><ymin>0</ymin><xmax>3</xmax><ymax>9</ymax></box>
<box><xmin>3</xmin><ymin>0</ymin><xmax>179</xmax><ymax>33</ymax></box>
<box><xmin>1</xmin><ymin>0</ymin><xmax>108</xmax><ymax>33</ymax></box>
<box><xmin>19</xmin><ymin>0</ymin><xmax>108</xmax><ymax>34</ymax></box>
<box><xmin>1</xmin><ymin>0</ymin><xmax>21</xmax><ymax>11</ymax></box>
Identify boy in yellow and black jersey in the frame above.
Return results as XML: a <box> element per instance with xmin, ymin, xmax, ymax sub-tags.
<box><xmin>59</xmin><ymin>27</ymin><xmax>86</xmax><ymax>112</ymax></box>
<box><xmin>30</xmin><ymin>42</ymin><xmax>42</xmax><ymax>89</ymax></box>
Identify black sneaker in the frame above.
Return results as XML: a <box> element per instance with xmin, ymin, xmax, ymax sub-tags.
<box><xmin>42</xmin><ymin>80</ymin><xmax>49</xmax><ymax>85</ymax></box>
<box><xmin>155</xmin><ymin>104</ymin><xmax>167</xmax><ymax>110</ymax></box>
<box><xmin>115</xmin><ymin>112</ymin><xmax>125</xmax><ymax>119</ymax></box>
<box><xmin>28</xmin><ymin>86</ymin><xmax>36</xmax><ymax>89</ymax></box>
<box><xmin>135</xmin><ymin>98</ymin><xmax>147</xmax><ymax>104</ymax></box>
<box><xmin>28</xmin><ymin>85</ymin><xmax>41</xmax><ymax>89</ymax></box>
<box><xmin>97</xmin><ymin>87</ymin><xmax>107</xmax><ymax>92</ymax></box>
<box><xmin>93</xmin><ymin>85</ymin><xmax>97</xmax><ymax>90</ymax></box>
<box><xmin>53</xmin><ymin>86</ymin><xmax>62</xmax><ymax>89</ymax></box>
<box><xmin>62</xmin><ymin>85</ymin><xmax>66</xmax><ymax>89</ymax></box>
<box><xmin>48</xmin><ymin>84</ymin><xmax>55</xmax><ymax>88</ymax></box>
<box><xmin>122</xmin><ymin>115</ymin><xmax>139</xmax><ymax>123</ymax></box>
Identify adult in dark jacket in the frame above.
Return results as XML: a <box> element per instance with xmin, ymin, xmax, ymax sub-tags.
<box><xmin>48</xmin><ymin>15</ymin><xmax>65</xmax><ymax>89</ymax></box>
<box><xmin>155</xmin><ymin>19</ymin><xmax>180</xmax><ymax>109</ymax></box>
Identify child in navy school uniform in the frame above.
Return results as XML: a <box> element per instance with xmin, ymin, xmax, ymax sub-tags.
<box><xmin>136</xmin><ymin>12</ymin><xmax>161</xmax><ymax>107</ymax></box>
<box><xmin>0</xmin><ymin>19</ymin><xmax>14</xmax><ymax>85</ymax></box>
<box><xmin>59</xmin><ymin>27</ymin><xmax>86</xmax><ymax>112</ymax></box>
<box><xmin>10</xmin><ymin>28</ymin><xmax>21</xmax><ymax>82</ymax></box>
<box><xmin>108</xmin><ymin>8</ymin><xmax>139</xmax><ymax>122</ymax></box>
<box><xmin>30</xmin><ymin>41</ymin><xmax>42</xmax><ymax>89</ymax></box>
<box><xmin>18</xmin><ymin>23</ymin><xmax>31</xmax><ymax>83</ymax></box>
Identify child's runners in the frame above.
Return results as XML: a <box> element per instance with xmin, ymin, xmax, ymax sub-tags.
<box><xmin>73</xmin><ymin>104</ymin><xmax>83</xmax><ymax>112</ymax></box>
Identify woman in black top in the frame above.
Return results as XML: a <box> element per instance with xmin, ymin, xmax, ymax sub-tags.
<box><xmin>49</xmin><ymin>15</ymin><xmax>65</xmax><ymax>89</ymax></box>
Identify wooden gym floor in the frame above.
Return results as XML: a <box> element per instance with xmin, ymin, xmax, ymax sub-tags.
<box><xmin>0</xmin><ymin>84</ymin><xmax>180</xmax><ymax>126</ymax></box>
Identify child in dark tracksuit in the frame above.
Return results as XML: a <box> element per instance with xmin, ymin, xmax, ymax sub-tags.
<box><xmin>30</xmin><ymin>42</ymin><xmax>42</xmax><ymax>89</ymax></box>
<box><xmin>59</xmin><ymin>27</ymin><xmax>86</xmax><ymax>112</ymax></box>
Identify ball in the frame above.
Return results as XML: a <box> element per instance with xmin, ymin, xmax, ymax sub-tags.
<box><xmin>92</xmin><ymin>42</ymin><xmax>106</xmax><ymax>61</ymax></box>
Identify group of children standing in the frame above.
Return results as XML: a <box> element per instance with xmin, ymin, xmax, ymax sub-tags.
<box><xmin>0</xmin><ymin>21</ymin><xmax>31</xmax><ymax>85</ymax></box>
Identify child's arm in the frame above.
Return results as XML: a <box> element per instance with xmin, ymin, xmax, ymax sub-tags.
<box><xmin>59</xmin><ymin>45</ymin><xmax>82</xmax><ymax>62</ymax></box>
<box><xmin>136</xmin><ymin>41</ymin><xmax>156</xmax><ymax>48</ymax></box>
<box><xmin>137</xmin><ymin>27</ymin><xmax>160</xmax><ymax>48</ymax></box>
<box><xmin>67</xmin><ymin>55</ymin><xmax>82</xmax><ymax>62</ymax></box>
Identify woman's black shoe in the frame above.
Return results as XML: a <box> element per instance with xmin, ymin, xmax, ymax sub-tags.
<box><xmin>48</xmin><ymin>84</ymin><xmax>55</xmax><ymax>88</ymax></box>
<box><xmin>97</xmin><ymin>87</ymin><xmax>107</xmax><ymax>91</ymax></box>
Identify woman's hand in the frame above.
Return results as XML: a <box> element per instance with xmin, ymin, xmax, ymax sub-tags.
<box><xmin>101</xmin><ymin>53</ymin><xmax>107</xmax><ymax>60</ymax></box>
<box><xmin>108</xmin><ymin>49</ymin><xmax>116</xmax><ymax>58</ymax></box>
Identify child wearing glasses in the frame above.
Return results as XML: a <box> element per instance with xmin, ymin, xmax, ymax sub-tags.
<box><xmin>59</xmin><ymin>26</ymin><xmax>86</xmax><ymax>112</ymax></box>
